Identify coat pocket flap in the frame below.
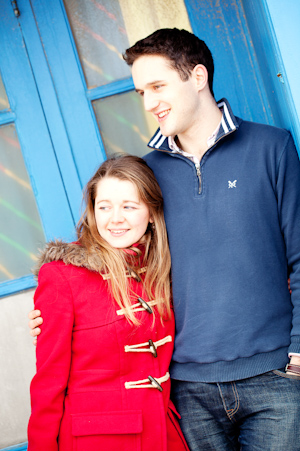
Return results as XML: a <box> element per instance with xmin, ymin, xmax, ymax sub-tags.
<box><xmin>72</xmin><ymin>411</ymin><xmax>143</xmax><ymax>436</ymax></box>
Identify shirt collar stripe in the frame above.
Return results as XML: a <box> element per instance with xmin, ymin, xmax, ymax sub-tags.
<box><xmin>223</xmin><ymin>102</ymin><xmax>236</xmax><ymax>130</ymax></box>
<box><xmin>148</xmin><ymin>129</ymin><xmax>163</xmax><ymax>147</ymax></box>
<box><xmin>147</xmin><ymin>98</ymin><xmax>238</xmax><ymax>151</ymax></box>
<box><xmin>155</xmin><ymin>134</ymin><xmax>167</xmax><ymax>148</ymax></box>
<box><xmin>221</xmin><ymin>115</ymin><xmax>229</xmax><ymax>134</ymax></box>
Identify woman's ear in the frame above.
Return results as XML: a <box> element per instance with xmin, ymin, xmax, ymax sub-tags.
<box><xmin>192</xmin><ymin>64</ymin><xmax>208</xmax><ymax>92</ymax></box>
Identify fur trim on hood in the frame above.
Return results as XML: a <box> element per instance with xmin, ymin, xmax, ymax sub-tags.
<box><xmin>33</xmin><ymin>240</ymin><xmax>103</xmax><ymax>278</ymax></box>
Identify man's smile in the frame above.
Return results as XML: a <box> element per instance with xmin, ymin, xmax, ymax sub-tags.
<box><xmin>157</xmin><ymin>109</ymin><xmax>171</xmax><ymax>120</ymax></box>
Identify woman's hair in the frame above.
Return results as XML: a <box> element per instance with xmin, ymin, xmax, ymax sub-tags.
<box><xmin>77</xmin><ymin>154</ymin><xmax>171</xmax><ymax>324</ymax></box>
<box><xmin>123</xmin><ymin>28</ymin><xmax>215</xmax><ymax>97</ymax></box>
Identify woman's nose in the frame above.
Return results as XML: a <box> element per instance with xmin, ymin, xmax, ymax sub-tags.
<box><xmin>111</xmin><ymin>208</ymin><xmax>124</xmax><ymax>223</ymax></box>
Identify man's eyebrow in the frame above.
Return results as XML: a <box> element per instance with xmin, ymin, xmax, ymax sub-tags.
<box><xmin>135</xmin><ymin>80</ymin><xmax>165</xmax><ymax>91</ymax></box>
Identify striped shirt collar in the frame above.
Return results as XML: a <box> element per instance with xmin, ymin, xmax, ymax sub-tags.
<box><xmin>147</xmin><ymin>98</ymin><xmax>239</xmax><ymax>155</ymax></box>
<box><xmin>168</xmin><ymin>122</ymin><xmax>221</xmax><ymax>164</ymax></box>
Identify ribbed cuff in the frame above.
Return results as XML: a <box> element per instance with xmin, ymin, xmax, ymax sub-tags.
<box><xmin>288</xmin><ymin>335</ymin><xmax>300</xmax><ymax>355</ymax></box>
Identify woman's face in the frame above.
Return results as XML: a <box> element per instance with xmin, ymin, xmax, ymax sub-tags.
<box><xmin>94</xmin><ymin>176</ymin><xmax>152</xmax><ymax>249</ymax></box>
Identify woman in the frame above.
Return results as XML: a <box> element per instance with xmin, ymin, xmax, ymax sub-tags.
<box><xmin>27</xmin><ymin>155</ymin><xmax>189</xmax><ymax>451</ymax></box>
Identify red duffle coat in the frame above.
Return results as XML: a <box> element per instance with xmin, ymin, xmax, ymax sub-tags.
<box><xmin>27</xmin><ymin>242</ymin><xmax>189</xmax><ymax>451</ymax></box>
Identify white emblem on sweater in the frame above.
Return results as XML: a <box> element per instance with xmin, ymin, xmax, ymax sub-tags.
<box><xmin>228</xmin><ymin>180</ymin><xmax>237</xmax><ymax>188</ymax></box>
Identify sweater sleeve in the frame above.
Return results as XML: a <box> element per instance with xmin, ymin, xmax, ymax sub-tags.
<box><xmin>277</xmin><ymin>134</ymin><xmax>300</xmax><ymax>354</ymax></box>
<box><xmin>27</xmin><ymin>262</ymin><xmax>74</xmax><ymax>451</ymax></box>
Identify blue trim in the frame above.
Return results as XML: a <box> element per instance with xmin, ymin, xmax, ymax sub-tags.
<box><xmin>30</xmin><ymin>0</ymin><xmax>107</xmax><ymax>187</ymax></box>
<box><xmin>264</xmin><ymin>0</ymin><xmax>300</xmax><ymax>133</ymax></box>
<box><xmin>18</xmin><ymin>0</ymin><xmax>83</xmax><ymax>218</ymax></box>
<box><xmin>0</xmin><ymin>275</ymin><xmax>36</xmax><ymax>298</ymax></box>
<box><xmin>0</xmin><ymin>2</ymin><xmax>75</xmax><ymax>240</ymax></box>
<box><xmin>0</xmin><ymin>110</ymin><xmax>15</xmax><ymax>125</ymax></box>
<box><xmin>259</xmin><ymin>0</ymin><xmax>300</xmax><ymax>149</ymax></box>
<box><xmin>0</xmin><ymin>1</ymin><xmax>76</xmax><ymax>297</ymax></box>
<box><xmin>1</xmin><ymin>442</ymin><xmax>27</xmax><ymax>451</ymax></box>
<box><xmin>86</xmin><ymin>79</ymin><xmax>135</xmax><ymax>162</ymax></box>
<box><xmin>87</xmin><ymin>78</ymin><xmax>135</xmax><ymax>101</ymax></box>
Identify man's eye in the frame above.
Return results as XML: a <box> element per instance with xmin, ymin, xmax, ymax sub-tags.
<box><xmin>153</xmin><ymin>85</ymin><xmax>162</xmax><ymax>90</ymax></box>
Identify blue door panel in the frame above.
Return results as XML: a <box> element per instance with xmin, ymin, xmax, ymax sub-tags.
<box><xmin>17</xmin><ymin>0</ymin><xmax>83</xmax><ymax>220</ymax></box>
<box><xmin>184</xmin><ymin>0</ymin><xmax>299</xmax><ymax>150</ymax></box>
<box><xmin>0</xmin><ymin>3</ymin><xmax>75</xmax><ymax>239</ymax></box>
<box><xmin>244</xmin><ymin>0</ymin><xmax>300</xmax><ymax>148</ymax></box>
<box><xmin>185</xmin><ymin>0</ymin><xmax>275</xmax><ymax>125</ymax></box>
<box><xmin>0</xmin><ymin>0</ymin><xmax>76</xmax><ymax>296</ymax></box>
<box><xmin>29</xmin><ymin>0</ymin><xmax>107</xmax><ymax>187</ymax></box>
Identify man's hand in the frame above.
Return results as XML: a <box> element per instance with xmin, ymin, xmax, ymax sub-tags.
<box><xmin>289</xmin><ymin>355</ymin><xmax>300</xmax><ymax>365</ymax></box>
<box><xmin>286</xmin><ymin>355</ymin><xmax>300</xmax><ymax>376</ymax></box>
<box><xmin>28</xmin><ymin>309</ymin><xmax>43</xmax><ymax>345</ymax></box>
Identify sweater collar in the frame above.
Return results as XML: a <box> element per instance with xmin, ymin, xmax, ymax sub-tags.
<box><xmin>147</xmin><ymin>98</ymin><xmax>239</xmax><ymax>152</ymax></box>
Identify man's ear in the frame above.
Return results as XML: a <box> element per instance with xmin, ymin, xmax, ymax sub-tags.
<box><xmin>192</xmin><ymin>64</ymin><xmax>208</xmax><ymax>92</ymax></box>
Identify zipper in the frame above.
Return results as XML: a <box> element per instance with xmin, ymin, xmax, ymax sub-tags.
<box><xmin>155</xmin><ymin>149</ymin><xmax>203</xmax><ymax>194</ymax></box>
<box><xmin>153</xmin><ymin>127</ymin><xmax>237</xmax><ymax>196</ymax></box>
<box><xmin>195</xmin><ymin>161</ymin><xmax>202</xmax><ymax>194</ymax></box>
<box><xmin>193</xmin><ymin>128</ymin><xmax>237</xmax><ymax>195</ymax></box>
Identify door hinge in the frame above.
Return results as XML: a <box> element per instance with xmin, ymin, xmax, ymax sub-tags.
<box><xmin>11</xmin><ymin>0</ymin><xmax>20</xmax><ymax>17</ymax></box>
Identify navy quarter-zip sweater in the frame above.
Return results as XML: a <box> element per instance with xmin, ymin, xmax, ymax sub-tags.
<box><xmin>144</xmin><ymin>99</ymin><xmax>300</xmax><ymax>383</ymax></box>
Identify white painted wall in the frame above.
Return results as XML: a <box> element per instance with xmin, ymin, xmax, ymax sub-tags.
<box><xmin>0</xmin><ymin>290</ymin><xmax>36</xmax><ymax>449</ymax></box>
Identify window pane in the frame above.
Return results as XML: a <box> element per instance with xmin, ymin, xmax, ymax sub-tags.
<box><xmin>93</xmin><ymin>92</ymin><xmax>157</xmax><ymax>157</ymax></box>
<box><xmin>63</xmin><ymin>0</ymin><xmax>191</xmax><ymax>88</ymax></box>
<box><xmin>0</xmin><ymin>73</ymin><xmax>9</xmax><ymax>110</ymax></box>
<box><xmin>0</xmin><ymin>125</ymin><xmax>45</xmax><ymax>283</ymax></box>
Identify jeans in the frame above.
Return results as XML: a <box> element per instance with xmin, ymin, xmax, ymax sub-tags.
<box><xmin>171</xmin><ymin>370</ymin><xmax>300</xmax><ymax>451</ymax></box>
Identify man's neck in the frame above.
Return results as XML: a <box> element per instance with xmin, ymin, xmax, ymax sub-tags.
<box><xmin>176</xmin><ymin>99</ymin><xmax>222</xmax><ymax>160</ymax></box>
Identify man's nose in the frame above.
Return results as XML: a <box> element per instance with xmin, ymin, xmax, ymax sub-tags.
<box><xmin>143</xmin><ymin>91</ymin><xmax>159</xmax><ymax>112</ymax></box>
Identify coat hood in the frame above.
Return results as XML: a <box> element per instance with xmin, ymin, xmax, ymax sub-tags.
<box><xmin>33</xmin><ymin>240</ymin><xmax>104</xmax><ymax>278</ymax></box>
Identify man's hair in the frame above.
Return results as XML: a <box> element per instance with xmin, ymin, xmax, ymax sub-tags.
<box><xmin>123</xmin><ymin>28</ymin><xmax>214</xmax><ymax>97</ymax></box>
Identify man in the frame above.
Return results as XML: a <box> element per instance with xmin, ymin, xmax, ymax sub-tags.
<box><xmin>30</xmin><ymin>29</ymin><xmax>300</xmax><ymax>450</ymax></box>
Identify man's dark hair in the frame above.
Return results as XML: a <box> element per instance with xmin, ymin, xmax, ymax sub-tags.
<box><xmin>123</xmin><ymin>28</ymin><xmax>214</xmax><ymax>97</ymax></box>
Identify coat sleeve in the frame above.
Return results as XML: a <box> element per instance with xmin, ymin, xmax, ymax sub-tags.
<box><xmin>27</xmin><ymin>262</ymin><xmax>74</xmax><ymax>451</ymax></box>
<box><xmin>277</xmin><ymin>134</ymin><xmax>300</xmax><ymax>354</ymax></box>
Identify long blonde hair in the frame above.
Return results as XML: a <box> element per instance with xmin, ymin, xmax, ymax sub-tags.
<box><xmin>77</xmin><ymin>155</ymin><xmax>171</xmax><ymax>324</ymax></box>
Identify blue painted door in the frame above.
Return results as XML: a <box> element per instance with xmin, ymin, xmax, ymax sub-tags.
<box><xmin>0</xmin><ymin>0</ymin><xmax>299</xmax><ymax>298</ymax></box>
<box><xmin>0</xmin><ymin>0</ymin><xmax>79</xmax><ymax>295</ymax></box>
<box><xmin>0</xmin><ymin>1</ymin><xmax>299</xmax><ymax>449</ymax></box>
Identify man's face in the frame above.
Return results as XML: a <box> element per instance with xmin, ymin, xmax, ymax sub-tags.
<box><xmin>132</xmin><ymin>55</ymin><xmax>201</xmax><ymax>139</ymax></box>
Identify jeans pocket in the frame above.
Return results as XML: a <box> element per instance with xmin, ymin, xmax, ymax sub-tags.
<box><xmin>272</xmin><ymin>369</ymin><xmax>300</xmax><ymax>381</ymax></box>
